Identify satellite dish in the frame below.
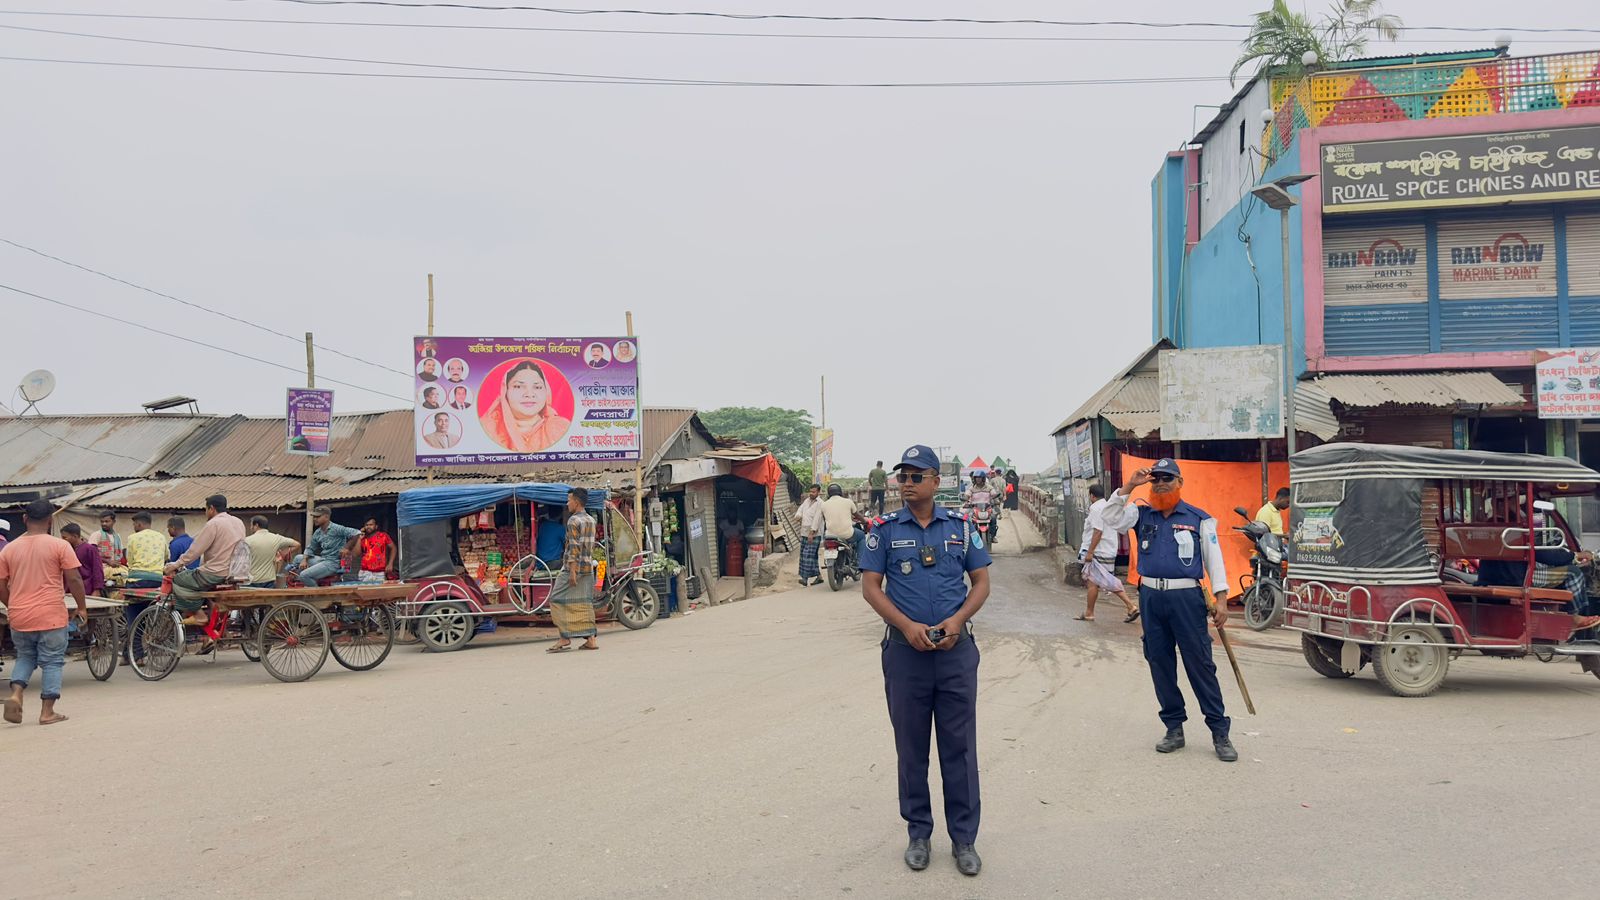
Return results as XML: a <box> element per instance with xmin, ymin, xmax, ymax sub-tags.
<box><xmin>17</xmin><ymin>369</ymin><xmax>56</xmax><ymax>414</ymax></box>
<box><xmin>19</xmin><ymin>369</ymin><xmax>56</xmax><ymax>403</ymax></box>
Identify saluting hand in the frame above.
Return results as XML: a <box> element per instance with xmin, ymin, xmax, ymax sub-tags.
<box><xmin>1125</xmin><ymin>467</ymin><xmax>1153</xmax><ymax>490</ymax></box>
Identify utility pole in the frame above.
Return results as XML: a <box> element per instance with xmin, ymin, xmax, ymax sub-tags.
<box><xmin>628</xmin><ymin>310</ymin><xmax>643</xmax><ymax>542</ymax></box>
<box><xmin>426</xmin><ymin>274</ymin><xmax>436</xmax><ymax>486</ymax></box>
<box><xmin>305</xmin><ymin>332</ymin><xmax>317</xmax><ymax>540</ymax></box>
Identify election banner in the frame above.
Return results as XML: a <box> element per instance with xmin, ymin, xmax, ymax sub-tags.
<box><xmin>414</xmin><ymin>336</ymin><xmax>641</xmax><ymax>465</ymax></box>
<box><xmin>286</xmin><ymin>388</ymin><xmax>333</xmax><ymax>456</ymax></box>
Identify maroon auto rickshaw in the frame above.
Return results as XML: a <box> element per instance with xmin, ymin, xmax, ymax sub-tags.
<box><xmin>1283</xmin><ymin>443</ymin><xmax>1600</xmax><ymax>697</ymax></box>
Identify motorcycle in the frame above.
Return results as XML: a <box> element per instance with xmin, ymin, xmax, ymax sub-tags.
<box><xmin>823</xmin><ymin>514</ymin><xmax>870</xmax><ymax>592</ymax></box>
<box><xmin>1232</xmin><ymin>506</ymin><xmax>1287</xmax><ymax>631</ymax></box>
<box><xmin>965</xmin><ymin>489</ymin><xmax>999</xmax><ymax>547</ymax></box>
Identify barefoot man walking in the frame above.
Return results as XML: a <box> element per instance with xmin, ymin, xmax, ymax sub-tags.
<box><xmin>1</xmin><ymin>500</ymin><xmax>88</xmax><ymax>726</ymax></box>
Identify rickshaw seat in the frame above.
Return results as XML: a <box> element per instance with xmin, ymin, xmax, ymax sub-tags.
<box><xmin>1443</xmin><ymin>584</ymin><xmax>1572</xmax><ymax>606</ymax></box>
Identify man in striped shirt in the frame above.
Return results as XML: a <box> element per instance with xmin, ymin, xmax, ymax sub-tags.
<box><xmin>547</xmin><ymin>487</ymin><xmax>599</xmax><ymax>652</ymax></box>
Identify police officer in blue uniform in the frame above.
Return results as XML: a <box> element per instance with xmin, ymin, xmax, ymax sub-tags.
<box><xmin>860</xmin><ymin>444</ymin><xmax>992</xmax><ymax>877</ymax></box>
<box><xmin>1103</xmin><ymin>458</ymin><xmax>1239</xmax><ymax>763</ymax></box>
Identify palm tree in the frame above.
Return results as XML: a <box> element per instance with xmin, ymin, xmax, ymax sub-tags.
<box><xmin>1231</xmin><ymin>0</ymin><xmax>1403</xmax><ymax>86</ymax></box>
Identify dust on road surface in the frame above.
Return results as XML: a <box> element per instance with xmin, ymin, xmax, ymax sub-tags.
<box><xmin>5</xmin><ymin>517</ymin><xmax>1597</xmax><ymax>899</ymax></box>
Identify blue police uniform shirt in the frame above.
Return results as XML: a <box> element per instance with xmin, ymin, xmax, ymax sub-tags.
<box><xmin>1133</xmin><ymin>501</ymin><xmax>1210</xmax><ymax>580</ymax></box>
<box><xmin>860</xmin><ymin>506</ymin><xmax>991</xmax><ymax>625</ymax></box>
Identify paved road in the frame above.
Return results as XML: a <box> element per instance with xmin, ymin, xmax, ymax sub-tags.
<box><xmin>6</xmin><ymin>525</ymin><xmax>1598</xmax><ymax>898</ymax></box>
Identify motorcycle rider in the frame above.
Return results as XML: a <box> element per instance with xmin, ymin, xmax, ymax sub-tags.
<box><xmin>822</xmin><ymin>483</ymin><xmax>865</xmax><ymax>566</ymax></box>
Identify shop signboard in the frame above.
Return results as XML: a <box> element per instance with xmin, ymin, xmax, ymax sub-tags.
<box><xmin>811</xmin><ymin>428</ymin><xmax>834</xmax><ymax>486</ymax></box>
<box><xmin>1438</xmin><ymin>216</ymin><xmax>1558</xmax><ymax>300</ymax></box>
<box><xmin>1321</xmin><ymin>124</ymin><xmax>1600</xmax><ymax>214</ymax></box>
<box><xmin>1535</xmin><ymin>348</ymin><xmax>1600</xmax><ymax>419</ymax></box>
<box><xmin>1159</xmin><ymin>346</ymin><xmax>1283</xmax><ymax>442</ymax></box>
<box><xmin>413</xmin><ymin>336</ymin><xmax>641</xmax><ymax>466</ymax></box>
<box><xmin>286</xmin><ymin>388</ymin><xmax>333</xmax><ymax>456</ymax></box>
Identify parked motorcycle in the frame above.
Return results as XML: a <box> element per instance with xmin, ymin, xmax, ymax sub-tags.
<box><xmin>1232</xmin><ymin>506</ymin><xmax>1287</xmax><ymax>631</ymax></box>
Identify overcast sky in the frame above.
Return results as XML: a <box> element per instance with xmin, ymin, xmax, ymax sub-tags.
<box><xmin>2</xmin><ymin>0</ymin><xmax>1585</xmax><ymax>473</ymax></box>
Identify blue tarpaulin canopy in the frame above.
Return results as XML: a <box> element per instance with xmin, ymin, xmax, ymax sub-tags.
<box><xmin>397</xmin><ymin>482</ymin><xmax>607</xmax><ymax>528</ymax></box>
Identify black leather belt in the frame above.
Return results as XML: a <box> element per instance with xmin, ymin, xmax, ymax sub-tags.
<box><xmin>885</xmin><ymin>623</ymin><xmax>974</xmax><ymax>646</ymax></box>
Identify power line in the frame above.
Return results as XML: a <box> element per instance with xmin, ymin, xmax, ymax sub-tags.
<box><xmin>0</xmin><ymin>54</ymin><xmax>1234</xmax><ymax>88</ymax></box>
<box><xmin>5</xmin><ymin>10</ymin><xmax>1598</xmax><ymax>44</ymax></box>
<box><xmin>221</xmin><ymin>1</ymin><xmax>1254</xmax><ymax>28</ymax></box>
<box><xmin>0</xmin><ymin>238</ymin><xmax>413</xmax><ymax>380</ymax></box>
<box><xmin>0</xmin><ymin>282</ymin><xmax>413</xmax><ymax>404</ymax></box>
<box><xmin>217</xmin><ymin>1</ymin><xmax>1600</xmax><ymax>34</ymax></box>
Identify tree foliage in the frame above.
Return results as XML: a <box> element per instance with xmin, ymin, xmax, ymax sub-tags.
<box><xmin>1232</xmin><ymin>0</ymin><xmax>1402</xmax><ymax>86</ymax></box>
<box><xmin>699</xmin><ymin>406</ymin><xmax>815</xmax><ymax>465</ymax></box>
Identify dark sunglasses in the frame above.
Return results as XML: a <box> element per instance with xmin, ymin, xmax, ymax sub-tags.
<box><xmin>895</xmin><ymin>472</ymin><xmax>929</xmax><ymax>484</ymax></box>
<box><xmin>1150</xmin><ymin>473</ymin><xmax>1179</xmax><ymax>483</ymax></box>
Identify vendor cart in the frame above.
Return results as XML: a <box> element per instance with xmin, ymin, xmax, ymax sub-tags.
<box><xmin>395</xmin><ymin>482</ymin><xmax>662</xmax><ymax>652</ymax></box>
<box><xmin>1</xmin><ymin>595</ymin><xmax>124</xmax><ymax>682</ymax></box>
<box><xmin>123</xmin><ymin>582</ymin><xmax>412</xmax><ymax>683</ymax></box>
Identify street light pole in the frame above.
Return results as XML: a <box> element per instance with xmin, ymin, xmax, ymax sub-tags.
<box><xmin>1279</xmin><ymin>205</ymin><xmax>1296</xmax><ymax>457</ymax></box>
<box><xmin>1249</xmin><ymin>172</ymin><xmax>1316</xmax><ymax>461</ymax></box>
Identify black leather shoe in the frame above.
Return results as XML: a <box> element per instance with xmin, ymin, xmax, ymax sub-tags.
<box><xmin>904</xmin><ymin>838</ymin><xmax>930</xmax><ymax>871</ymax></box>
<box><xmin>1214</xmin><ymin>735</ymin><xmax>1239</xmax><ymax>762</ymax></box>
<box><xmin>1155</xmin><ymin>727</ymin><xmax>1185</xmax><ymax>753</ymax></box>
<box><xmin>952</xmin><ymin>843</ymin><xmax>982</xmax><ymax>877</ymax></box>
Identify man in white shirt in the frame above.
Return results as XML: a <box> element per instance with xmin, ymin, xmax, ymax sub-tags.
<box><xmin>1076</xmin><ymin>483</ymin><xmax>1140</xmax><ymax>623</ymax></box>
<box><xmin>795</xmin><ymin>484</ymin><xmax>825</xmax><ymax>586</ymax></box>
<box><xmin>821</xmin><ymin>483</ymin><xmax>863</xmax><ymax>563</ymax></box>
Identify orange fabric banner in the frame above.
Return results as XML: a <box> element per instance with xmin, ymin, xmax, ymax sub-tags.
<box><xmin>1119</xmin><ymin>453</ymin><xmax>1290</xmax><ymax>596</ymax></box>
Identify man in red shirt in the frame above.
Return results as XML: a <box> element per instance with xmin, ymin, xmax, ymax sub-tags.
<box><xmin>1</xmin><ymin>500</ymin><xmax>88</xmax><ymax>726</ymax></box>
<box><xmin>359</xmin><ymin>518</ymin><xmax>396</xmax><ymax>580</ymax></box>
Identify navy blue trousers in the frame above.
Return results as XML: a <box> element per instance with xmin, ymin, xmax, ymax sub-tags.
<box><xmin>881</xmin><ymin>637</ymin><xmax>980</xmax><ymax>844</ymax></box>
<box><xmin>1139</xmin><ymin>585</ymin><xmax>1230</xmax><ymax>737</ymax></box>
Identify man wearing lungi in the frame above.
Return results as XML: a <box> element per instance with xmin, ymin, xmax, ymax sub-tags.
<box><xmin>1075</xmin><ymin>484</ymin><xmax>1140</xmax><ymax>623</ymax></box>
<box><xmin>547</xmin><ymin>487</ymin><xmax>599</xmax><ymax>653</ymax></box>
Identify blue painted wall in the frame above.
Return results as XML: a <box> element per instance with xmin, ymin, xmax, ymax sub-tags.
<box><xmin>1150</xmin><ymin>154</ymin><xmax>1187</xmax><ymax>343</ymax></box>
<box><xmin>1154</xmin><ymin>144</ymin><xmax>1310</xmax><ymax>375</ymax></box>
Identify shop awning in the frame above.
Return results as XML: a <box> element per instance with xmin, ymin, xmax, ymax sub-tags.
<box><xmin>397</xmin><ymin>482</ymin><xmax>606</xmax><ymax>528</ymax></box>
<box><xmin>1294</xmin><ymin>372</ymin><xmax>1526</xmax><ymax>441</ymax></box>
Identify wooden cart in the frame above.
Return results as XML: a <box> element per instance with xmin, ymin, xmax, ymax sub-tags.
<box><xmin>124</xmin><ymin>583</ymin><xmax>413</xmax><ymax>683</ymax></box>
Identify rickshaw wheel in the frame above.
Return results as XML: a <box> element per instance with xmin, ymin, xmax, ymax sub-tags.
<box><xmin>418</xmin><ymin>601</ymin><xmax>474</xmax><ymax>652</ymax></box>
<box><xmin>330</xmin><ymin>604</ymin><xmax>396</xmax><ymax>671</ymax></box>
<box><xmin>86</xmin><ymin>615</ymin><xmax>119</xmax><ymax>681</ymax></box>
<box><xmin>1372</xmin><ymin>623</ymin><xmax>1449</xmax><ymax>698</ymax></box>
<box><xmin>614</xmin><ymin>580</ymin><xmax>660</xmax><ymax>630</ymax></box>
<box><xmin>240</xmin><ymin>608</ymin><xmax>265</xmax><ymax>662</ymax></box>
<box><xmin>1300</xmin><ymin>634</ymin><xmax>1355</xmax><ymax>679</ymax></box>
<box><xmin>1242</xmin><ymin>582</ymin><xmax>1284</xmax><ymax>632</ymax></box>
<box><xmin>129</xmin><ymin>606</ymin><xmax>183</xmax><ymax>682</ymax></box>
<box><xmin>258</xmin><ymin>600</ymin><xmax>331</xmax><ymax>683</ymax></box>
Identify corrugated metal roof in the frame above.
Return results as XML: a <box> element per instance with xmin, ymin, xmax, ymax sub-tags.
<box><xmin>1053</xmin><ymin>340</ymin><xmax>1174</xmax><ymax>434</ymax></box>
<box><xmin>1307</xmin><ymin>372</ymin><xmax>1524</xmax><ymax>410</ymax></box>
<box><xmin>1293</xmin><ymin>382</ymin><xmax>1343</xmax><ymax>441</ymax></box>
<box><xmin>0</xmin><ymin>415</ymin><xmax>212</xmax><ymax>487</ymax></box>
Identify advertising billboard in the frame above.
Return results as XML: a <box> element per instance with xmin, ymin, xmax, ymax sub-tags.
<box><xmin>286</xmin><ymin>388</ymin><xmax>333</xmax><ymax>456</ymax></box>
<box><xmin>1536</xmin><ymin>348</ymin><xmax>1600</xmax><ymax>419</ymax></box>
<box><xmin>812</xmin><ymin>428</ymin><xmax>834</xmax><ymax>486</ymax></box>
<box><xmin>1159</xmin><ymin>346</ymin><xmax>1283</xmax><ymax>442</ymax></box>
<box><xmin>414</xmin><ymin>336</ymin><xmax>640</xmax><ymax>466</ymax></box>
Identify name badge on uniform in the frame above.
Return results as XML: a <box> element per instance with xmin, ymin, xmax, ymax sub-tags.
<box><xmin>900</xmin><ymin>559</ymin><xmax>914</xmax><ymax>575</ymax></box>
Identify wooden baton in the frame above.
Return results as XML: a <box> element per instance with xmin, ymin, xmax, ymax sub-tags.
<box><xmin>1215</xmin><ymin>623</ymin><xmax>1257</xmax><ymax>716</ymax></box>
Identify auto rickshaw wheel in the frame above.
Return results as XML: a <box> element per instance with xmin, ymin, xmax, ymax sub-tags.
<box><xmin>1300</xmin><ymin>635</ymin><xmax>1354</xmax><ymax>679</ymax></box>
<box><xmin>1580</xmin><ymin>654</ymin><xmax>1600</xmax><ymax>681</ymax></box>
<box><xmin>418</xmin><ymin>601</ymin><xmax>475</xmax><ymax>652</ymax></box>
<box><xmin>1371</xmin><ymin>623</ymin><xmax>1450</xmax><ymax>698</ymax></box>
<box><xmin>614</xmin><ymin>580</ymin><xmax>660</xmax><ymax>630</ymax></box>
